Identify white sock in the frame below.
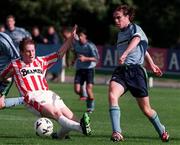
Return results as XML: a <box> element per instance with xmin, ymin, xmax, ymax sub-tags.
<box><xmin>58</xmin><ymin>115</ymin><xmax>82</xmax><ymax>133</ymax></box>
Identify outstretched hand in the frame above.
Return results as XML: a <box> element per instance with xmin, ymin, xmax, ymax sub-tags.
<box><xmin>151</xmin><ymin>64</ymin><xmax>163</xmax><ymax>77</ymax></box>
<box><xmin>71</xmin><ymin>24</ymin><xmax>79</xmax><ymax>40</ymax></box>
<box><xmin>57</xmin><ymin>24</ymin><xmax>78</xmax><ymax>58</ymax></box>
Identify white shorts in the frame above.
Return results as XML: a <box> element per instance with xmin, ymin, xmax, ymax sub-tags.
<box><xmin>24</xmin><ymin>90</ymin><xmax>66</xmax><ymax>116</ymax></box>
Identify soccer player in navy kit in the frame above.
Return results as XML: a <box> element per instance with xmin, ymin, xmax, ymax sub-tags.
<box><xmin>73</xmin><ymin>28</ymin><xmax>99</xmax><ymax>113</ymax></box>
<box><xmin>109</xmin><ymin>4</ymin><xmax>169</xmax><ymax>142</ymax></box>
<box><xmin>0</xmin><ymin>32</ymin><xmax>23</xmax><ymax>109</ymax></box>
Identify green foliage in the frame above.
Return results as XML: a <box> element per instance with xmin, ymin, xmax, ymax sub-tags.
<box><xmin>134</xmin><ymin>0</ymin><xmax>180</xmax><ymax>47</ymax></box>
<box><xmin>0</xmin><ymin>0</ymin><xmax>179</xmax><ymax>47</ymax></box>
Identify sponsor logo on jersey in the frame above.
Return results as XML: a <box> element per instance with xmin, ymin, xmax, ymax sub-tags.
<box><xmin>20</xmin><ymin>67</ymin><xmax>43</xmax><ymax>77</ymax></box>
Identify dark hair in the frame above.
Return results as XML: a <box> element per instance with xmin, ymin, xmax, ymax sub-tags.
<box><xmin>77</xmin><ymin>27</ymin><xmax>87</xmax><ymax>36</ymax></box>
<box><xmin>61</xmin><ymin>26</ymin><xmax>72</xmax><ymax>33</ymax></box>
<box><xmin>6</xmin><ymin>15</ymin><xmax>15</xmax><ymax>21</ymax></box>
<box><xmin>19</xmin><ymin>38</ymin><xmax>35</xmax><ymax>52</ymax></box>
<box><xmin>114</xmin><ymin>4</ymin><xmax>135</xmax><ymax>22</ymax></box>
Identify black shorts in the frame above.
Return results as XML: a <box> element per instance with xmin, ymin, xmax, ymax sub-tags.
<box><xmin>110</xmin><ymin>65</ymin><xmax>148</xmax><ymax>98</ymax></box>
<box><xmin>74</xmin><ymin>68</ymin><xmax>94</xmax><ymax>85</ymax></box>
<box><xmin>0</xmin><ymin>78</ymin><xmax>13</xmax><ymax>96</ymax></box>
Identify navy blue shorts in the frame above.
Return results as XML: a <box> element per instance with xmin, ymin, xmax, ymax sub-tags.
<box><xmin>110</xmin><ymin>65</ymin><xmax>148</xmax><ymax>98</ymax></box>
<box><xmin>74</xmin><ymin>68</ymin><xmax>94</xmax><ymax>85</ymax></box>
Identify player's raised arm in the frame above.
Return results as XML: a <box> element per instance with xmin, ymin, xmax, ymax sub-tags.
<box><xmin>57</xmin><ymin>25</ymin><xmax>78</xmax><ymax>58</ymax></box>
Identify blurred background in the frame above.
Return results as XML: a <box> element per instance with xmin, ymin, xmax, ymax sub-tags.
<box><xmin>0</xmin><ymin>0</ymin><xmax>180</xmax><ymax>47</ymax></box>
<box><xmin>1</xmin><ymin>0</ymin><xmax>180</xmax><ymax>87</ymax></box>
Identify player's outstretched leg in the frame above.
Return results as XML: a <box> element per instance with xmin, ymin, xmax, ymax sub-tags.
<box><xmin>0</xmin><ymin>96</ymin><xmax>24</xmax><ymax>109</ymax></box>
<box><xmin>149</xmin><ymin>112</ymin><xmax>169</xmax><ymax>142</ymax></box>
<box><xmin>5</xmin><ymin>97</ymin><xmax>24</xmax><ymax>108</ymax></box>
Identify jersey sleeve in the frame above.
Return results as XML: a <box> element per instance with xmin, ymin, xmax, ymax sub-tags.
<box><xmin>7</xmin><ymin>41</ymin><xmax>20</xmax><ymax>59</ymax></box>
<box><xmin>89</xmin><ymin>43</ymin><xmax>100</xmax><ymax>60</ymax></box>
<box><xmin>132</xmin><ymin>24</ymin><xmax>147</xmax><ymax>41</ymax></box>
<box><xmin>41</xmin><ymin>52</ymin><xmax>58</xmax><ymax>69</ymax></box>
<box><xmin>131</xmin><ymin>24</ymin><xmax>148</xmax><ymax>53</ymax></box>
<box><xmin>0</xmin><ymin>32</ymin><xmax>20</xmax><ymax>59</ymax></box>
<box><xmin>19</xmin><ymin>27</ymin><xmax>32</xmax><ymax>38</ymax></box>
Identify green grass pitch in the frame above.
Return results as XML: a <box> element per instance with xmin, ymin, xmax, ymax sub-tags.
<box><xmin>0</xmin><ymin>83</ymin><xmax>180</xmax><ymax>145</ymax></box>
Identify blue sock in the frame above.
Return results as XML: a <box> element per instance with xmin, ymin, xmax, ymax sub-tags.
<box><xmin>149</xmin><ymin>112</ymin><xmax>165</xmax><ymax>136</ymax></box>
<box><xmin>5</xmin><ymin>97</ymin><xmax>24</xmax><ymax>108</ymax></box>
<box><xmin>86</xmin><ymin>99</ymin><xmax>95</xmax><ymax>111</ymax></box>
<box><xmin>109</xmin><ymin>106</ymin><xmax>121</xmax><ymax>133</ymax></box>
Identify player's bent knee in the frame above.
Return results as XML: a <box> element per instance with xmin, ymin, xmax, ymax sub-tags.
<box><xmin>109</xmin><ymin>94</ymin><xmax>118</xmax><ymax>103</ymax></box>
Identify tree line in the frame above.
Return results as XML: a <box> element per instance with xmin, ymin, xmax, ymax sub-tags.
<box><xmin>0</xmin><ymin>0</ymin><xmax>179</xmax><ymax>48</ymax></box>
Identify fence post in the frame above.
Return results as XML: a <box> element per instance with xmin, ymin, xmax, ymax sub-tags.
<box><xmin>149</xmin><ymin>77</ymin><xmax>153</xmax><ymax>88</ymax></box>
<box><xmin>60</xmin><ymin>55</ymin><xmax>66</xmax><ymax>82</ymax></box>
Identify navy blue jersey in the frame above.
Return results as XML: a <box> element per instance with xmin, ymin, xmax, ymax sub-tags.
<box><xmin>73</xmin><ymin>41</ymin><xmax>99</xmax><ymax>69</ymax></box>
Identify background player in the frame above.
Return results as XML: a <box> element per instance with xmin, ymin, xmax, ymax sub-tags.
<box><xmin>5</xmin><ymin>15</ymin><xmax>31</xmax><ymax>48</ymax></box>
<box><xmin>61</xmin><ymin>26</ymin><xmax>88</xmax><ymax>100</ymax></box>
<box><xmin>73</xmin><ymin>28</ymin><xmax>99</xmax><ymax>113</ymax></box>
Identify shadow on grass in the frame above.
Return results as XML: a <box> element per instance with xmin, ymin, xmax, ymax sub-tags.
<box><xmin>125</xmin><ymin>135</ymin><xmax>180</xmax><ymax>141</ymax></box>
<box><xmin>0</xmin><ymin>134</ymin><xmax>33</xmax><ymax>139</ymax></box>
<box><xmin>71</xmin><ymin>133</ymin><xmax>180</xmax><ymax>143</ymax></box>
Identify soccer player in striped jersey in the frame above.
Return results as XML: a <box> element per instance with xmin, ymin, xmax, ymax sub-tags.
<box><xmin>0</xmin><ymin>25</ymin><xmax>91</xmax><ymax>139</ymax></box>
<box><xmin>109</xmin><ymin>4</ymin><xmax>169</xmax><ymax>142</ymax></box>
<box><xmin>0</xmin><ymin>32</ymin><xmax>24</xmax><ymax>109</ymax></box>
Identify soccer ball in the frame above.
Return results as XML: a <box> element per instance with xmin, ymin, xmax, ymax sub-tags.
<box><xmin>34</xmin><ymin>117</ymin><xmax>53</xmax><ymax>137</ymax></box>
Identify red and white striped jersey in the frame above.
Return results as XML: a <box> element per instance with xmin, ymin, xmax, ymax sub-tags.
<box><xmin>1</xmin><ymin>52</ymin><xmax>58</xmax><ymax>97</ymax></box>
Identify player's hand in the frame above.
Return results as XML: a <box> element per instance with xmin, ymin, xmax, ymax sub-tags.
<box><xmin>151</xmin><ymin>64</ymin><xmax>163</xmax><ymax>77</ymax></box>
<box><xmin>118</xmin><ymin>53</ymin><xmax>127</xmax><ymax>64</ymax></box>
<box><xmin>78</xmin><ymin>55</ymin><xmax>87</xmax><ymax>62</ymax></box>
<box><xmin>71</xmin><ymin>24</ymin><xmax>79</xmax><ymax>40</ymax></box>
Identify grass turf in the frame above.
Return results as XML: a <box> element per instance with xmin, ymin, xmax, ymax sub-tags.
<box><xmin>0</xmin><ymin>83</ymin><xmax>179</xmax><ymax>145</ymax></box>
